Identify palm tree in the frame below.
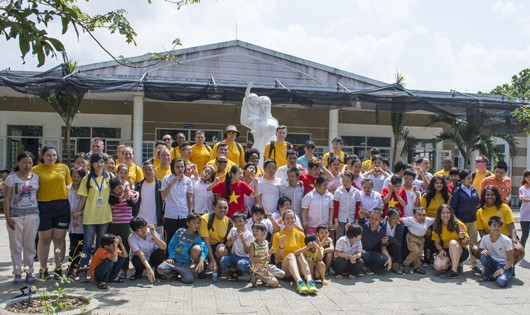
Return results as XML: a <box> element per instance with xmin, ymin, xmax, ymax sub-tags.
<box><xmin>391</xmin><ymin>72</ymin><xmax>418</xmax><ymax>163</ymax></box>
<box><xmin>41</xmin><ymin>59</ymin><xmax>85</xmax><ymax>164</ymax></box>
<box><xmin>429</xmin><ymin>110</ymin><xmax>518</xmax><ymax>169</ymax></box>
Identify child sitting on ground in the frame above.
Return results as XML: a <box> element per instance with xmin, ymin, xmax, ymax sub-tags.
<box><xmin>303</xmin><ymin>234</ymin><xmax>327</xmax><ymax>285</ymax></box>
<box><xmin>316</xmin><ymin>224</ymin><xmax>334</xmax><ymax>273</ymax></box>
<box><xmin>220</xmin><ymin>212</ymin><xmax>254</xmax><ymax>281</ymax></box>
<box><xmin>477</xmin><ymin>216</ymin><xmax>515</xmax><ymax>287</ymax></box>
<box><xmin>334</xmin><ymin>224</ymin><xmax>364</xmax><ymax>279</ymax></box>
<box><xmin>89</xmin><ymin>233</ymin><xmax>128</xmax><ymax>289</ymax></box>
<box><xmin>401</xmin><ymin>207</ymin><xmax>435</xmax><ymax>274</ymax></box>
<box><xmin>157</xmin><ymin>213</ymin><xmax>208</xmax><ymax>284</ymax></box>
<box><xmin>248</xmin><ymin>223</ymin><xmax>285</xmax><ymax>287</ymax></box>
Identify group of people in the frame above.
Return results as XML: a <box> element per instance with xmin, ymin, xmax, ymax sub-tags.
<box><xmin>2</xmin><ymin>124</ymin><xmax>527</xmax><ymax>295</ymax></box>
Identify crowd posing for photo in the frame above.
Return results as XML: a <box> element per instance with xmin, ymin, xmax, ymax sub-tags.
<box><xmin>2</xmin><ymin>125</ymin><xmax>527</xmax><ymax>295</ymax></box>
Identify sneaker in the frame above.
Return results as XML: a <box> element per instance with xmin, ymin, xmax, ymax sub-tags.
<box><xmin>306</xmin><ymin>280</ymin><xmax>318</xmax><ymax>294</ymax></box>
<box><xmin>12</xmin><ymin>276</ymin><xmax>23</xmax><ymax>285</ymax></box>
<box><xmin>129</xmin><ymin>273</ymin><xmax>142</xmax><ymax>281</ymax></box>
<box><xmin>413</xmin><ymin>268</ymin><xmax>426</xmax><ymax>275</ymax></box>
<box><xmin>472</xmin><ymin>266</ymin><xmax>482</xmax><ymax>274</ymax></box>
<box><xmin>422</xmin><ymin>262</ymin><xmax>429</xmax><ymax>268</ymax></box>
<box><xmin>53</xmin><ymin>268</ymin><xmax>63</xmax><ymax>280</ymax></box>
<box><xmin>118</xmin><ymin>270</ymin><xmax>128</xmax><ymax>280</ymax></box>
<box><xmin>39</xmin><ymin>269</ymin><xmax>51</xmax><ymax>281</ymax></box>
<box><xmin>356</xmin><ymin>272</ymin><xmax>365</xmax><ymax>277</ymax></box>
<box><xmin>25</xmin><ymin>275</ymin><xmax>38</xmax><ymax>284</ymax></box>
<box><xmin>78</xmin><ymin>271</ymin><xmax>88</xmax><ymax>283</ymax></box>
<box><xmin>249</xmin><ymin>273</ymin><xmax>258</xmax><ymax>287</ymax></box>
<box><xmin>457</xmin><ymin>266</ymin><xmax>463</xmax><ymax>274</ymax></box>
<box><xmin>440</xmin><ymin>270</ymin><xmax>458</xmax><ymax>279</ymax></box>
<box><xmin>391</xmin><ymin>263</ymin><xmax>403</xmax><ymax>275</ymax></box>
<box><xmin>296</xmin><ymin>280</ymin><xmax>309</xmax><ymax>295</ymax></box>
<box><xmin>363</xmin><ymin>267</ymin><xmax>374</xmax><ymax>275</ymax></box>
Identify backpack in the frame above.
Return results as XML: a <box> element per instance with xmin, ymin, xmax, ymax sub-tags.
<box><xmin>325</xmin><ymin>152</ymin><xmax>348</xmax><ymax>168</ymax></box>
<box><xmin>207</xmin><ymin>213</ymin><xmax>233</xmax><ymax>243</ymax></box>
<box><xmin>267</xmin><ymin>140</ymin><xmax>293</xmax><ymax>160</ymax></box>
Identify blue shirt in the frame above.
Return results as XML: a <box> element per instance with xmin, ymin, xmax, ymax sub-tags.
<box><xmin>360</xmin><ymin>219</ymin><xmax>387</xmax><ymax>252</ymax></box>
<box><xmin>297</xmin><ymin>154</ymin><xmax>315</xmax><ymax>169</ymax></box>
<box><xmin>168</xmin><ymin>228</ymin><xmax>208</xmax><ymax>264</ymax></box>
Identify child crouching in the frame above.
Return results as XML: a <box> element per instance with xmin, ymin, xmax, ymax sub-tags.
<box><xmin>157</xmin><ymin>213</ymin><xmax>208</xmax><ymax>284</ymax></box>
<box><xmin>248</xmin><ymin>223</ymin><xmax>285</xmax><ymax>287</ymax></box>
<box><xmin>334</xmin><ymin>224</ymin><xmax>364</xmax><ymax>279</ymax></box>
<box><xmin>89</xmin><ymin>233</ymin><xmax>128</xmax><ymax>289</ymax></box>
<box><xmin>220</xmin><ymin>212</ymin><xmax>254</xmax><ymax>281</ymax></box>
<box><xmin>303</xmin><ymin>234</ymin><xmax>327</xmax><ymax>285</ymax></box>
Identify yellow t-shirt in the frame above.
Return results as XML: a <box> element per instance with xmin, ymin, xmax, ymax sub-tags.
<box><xmin>362</xmin><ymin>159</ymin><xmax>373</xmax><ymax>172</ymax></box>
<box><xmin>476</xmin><ymin>203</ymin><xmax>514</xmax><ymax>237</ymax></box>
<box><xmin>154</xmin><ymin>166</ymin><xmax>171</xmax><ymax>181</ymax></box>
<box><xmin>472</xmin><ymin>170</ymin><xmax>489</xmax><ymax>197</ymax></box>
<box><xmin>432</xmin><ymin>220</ymin><xmax>468</xmax><ymax>249</ymax></box>
<box><xmin>190</xmin><ymin>144</ymin><xmax>212</xmax><ymax>173</ymax></box>
<box><xmin>32</xmin><ymin>163</ymin><xmax>72</xmax><ymax>201</ymax></box>
<box><xmin>77</xmin><ymin>174</ymin><xmax>112</xmax><ymax>225</ymax></box>
<box><xmin>420</xmin><ymin>192</ymin><xmax>452</xmax><ymax>218</ymax></box>
<box><xmin>210</xmin><ymin>141</ymin><xmax>245</xmax><ymax>166</ymax></box>
<box><xmin>272</xmin><ymin>228</ymin><xmax>305</xmax><ymax>262</ymax></box>
<box><xmin>263</xmin><ymin>141</ymin><xmax>290</xmax><ymax>168</ymax></box>
<box><xmin>323</xmin><ymin>151</ymin><xmax>346</xmax><ymax>170</ymax></box>
<box><xmin>199</xmin><ymin>213</ymin><xmax>230</xmax><ymax>245</ymax></box>
<box><xmin>115</xmin><ymin>163</ymin><xmax>144</xmax><ymax>184</ymax></box>
<box><xmin>171</xmin><ymin>147</ymin><xmax>181</xmax><ymax>161</ymax></box>
<box><xmin>206</xmin><ymin>158</ymin><xmax>236</xmax><ymax>178</ymax></box>
<box><xmin>153</xmin><ymin>156</ymin><xmax>160</xmax><ymax>169</ymax></box>
<box><xmin>433</xmin><ymin>169</ymin><xmax>450</xmax><ymax>177</ymax></box>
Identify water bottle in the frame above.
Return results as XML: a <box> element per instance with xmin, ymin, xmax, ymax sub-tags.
<box><xmin>212</xmin><ymin>268</ymin><xmax>219</xmax><ymax>283</ymax></box>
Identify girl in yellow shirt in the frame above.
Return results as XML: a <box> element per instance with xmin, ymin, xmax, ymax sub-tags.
<box><xmin>432</xmin><ymin>204</ymin><xmax>469</xmax><ymax>279</ymax></box>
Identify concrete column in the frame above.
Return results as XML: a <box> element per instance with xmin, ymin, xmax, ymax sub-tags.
<box><xmin>328</xmin><ymin>109</ymin><xmax>339</xmax><ymax>149</ymax></box>
<box><xmin>133</xmin><ymin>93</ymin><xmax>144</xmax><ymax>166</ymax></box>
<box><xmin>469</xmin><ymin>151</ymin><xmax>479</xmax><ymax>171</ymax></box>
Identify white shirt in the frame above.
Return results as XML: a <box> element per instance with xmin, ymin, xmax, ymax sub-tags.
<box><xmin>138</xmin><ymin>181</ymin><xmax>157</xmax><ymax>225</ymax></box>
<box><xmin>161</xmin><ymin>174</ymin><xmax>193</xmax><ymax>219</ymax></box>
<box><xmin>280</xmin><ymin>182</ymin><xmax>304</xmax><ymax>218</ymax></box>
<box><xmin>479</xmin><ymin>234</ymin><xmax>513</xmax><ymax>264</ymax></box>
<box><xmin>128</xmin><ymin>228</ymin><xmax>161</xmax><ymax>260</ymax></box>
<box><xmin>519</xmin><ymin>185</ymin><xmax>530</xmax><ymax>222</ymax></box>
<box><xmin>302</xmin><ymin>189</ymin><xmax>334</xmax><ymax>228</ymax></box>
<box><xmin>67</xmin><ymin>185</ymin><xmax>83</xmax><ymax>234</ymax></box>
<box><xmin>327</xmin><ymin>173</ymin><xmax>343</xmax><ymax>192</ymax></box>
<box><xmin>258</xmin><ymin>177</ymin><xmax>281</xmax><ymax>213</ymax></box>
<box><xmin>402</xmin><ymin>217</ymin><xmax>435</xmax><ymax>237</ymax></box>
<box><xmin>335</xmin><ymin>236</ymin><xmax>362</xmax><ymax>256</ymax></box>
<box><xmin>227</xmin><ymin>228</ymin><xmax>254</xmax><ymax>257</ymax></box>
<box><xmin>246</xmin><ymin>217</ymin><xmax>274</xmax><ymax>236</ymax></box>
<box><xmin>360</xmin><ymin>191</ymin><xmax>384</xmax><ymax>212</ymax></box>
<box><xmin>333</xmin><ymin>185</ymin><xmax>361</xmax><ymax>223</ymax></box>
<box><xmin>353</xmin><ymin>175</ymin><xmax>364</xmax><ymax>189</ymax></box>
<box><xmin>193</xmin><ymin>179</ymin><xmax>214</xmax><ymax>214</ymax></box>
<box><xmin>403</xmin><ymin>188</ymin><xmax>419</xmax><ymax>218</ymax></box>
<box><xmin>244</xmin><ymin>180</ymin><xmax>256</xmax><ymax>215</ymax></box>
<box><xmin>366</xmin><ymin>173</ymin><xmax>388</xmax><ymax>193</ymax></box>
<box><xmin>275</xmin><ymin>164</ymin><xmax>301</xmax><ymax>185</ymax></box>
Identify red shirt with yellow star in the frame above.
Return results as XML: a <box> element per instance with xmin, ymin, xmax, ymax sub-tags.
<box><xmin>299</xmin><ymin>174</ymin><xmax>317</xmax><ymax>195</ymax></box>
<box><xmin>381</xmin><ymin>186</ymin><xmax>407</xmax><ymax>218</ymax></box>
<box><xmin>212</xmin><ymin>181</ymin><xmax>253</xmax><ymax>218</ymax></box>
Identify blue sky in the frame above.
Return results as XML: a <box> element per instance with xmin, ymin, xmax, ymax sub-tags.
<box><xmin>2</xmin><ymin>0</ymin><xmax>529</xmax><ymax>93</ymax></box>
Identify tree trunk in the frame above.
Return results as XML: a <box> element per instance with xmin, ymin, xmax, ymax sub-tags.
<box><xmin>65</xmin><ymin>120</ymin><xmax>72</xmax><ymax>165</ymax></box>
<box><xmin>392</xmin><ymin>137</ymin><xmax>399</xmax><ymax>165</ymax></box>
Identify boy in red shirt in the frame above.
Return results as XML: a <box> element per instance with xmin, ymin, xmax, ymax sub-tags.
<box><xmin>381</xmin><ymin>175</ymin><xmax>407</xmax><ymax>217</ymax></box>
<box><xmin>299</xmin><ymin>158</ymin><xmax>322</xmax><ymax>195</ymax></box>
<box><xmin>89</xmin><ymin>233</ymin><xmax>128</xmax><ymax>289</ymax></box>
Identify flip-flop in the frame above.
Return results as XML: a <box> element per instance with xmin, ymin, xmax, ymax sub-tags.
<box><xmin>13</xmin><ymin>277</ymin><xmax>23</xmax><ymax>285</ymax></box>
<box><xmin>26</xmin><ymin>276</ymin><xmax>38</xmax><ymax>284</ymax></box>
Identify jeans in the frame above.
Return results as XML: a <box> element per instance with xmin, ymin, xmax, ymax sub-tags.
<box><xmin>220</xmin><ymin>255</ymin><xmax>251</xmax><ymax>275</ymax></box>
<box><xmin>157</xmin><ymin>260</ymin><xmax>195</xmax><ymax>284</ymax></box>
<box><xmin>521</xmin><ymin>221</ymin><xmax>529</xmax><ymax>248</ymax></box>
<box><xmin>93</xmin><ymin>256</ymin><xmax>124</xmax><ymax>283</ymax></box>
<box><xmin>79</xmin><ymin>224</ymin><xmax>109</xmax><ymax>270</ymax></box>
<box><xmin>362</xmin><ymin>250</ymin><xmax>388</xmax><ymax>271</ymax></box>
<box><xmin>480</xmin><ymin>254</ymin><xmax>513</xmax><ymax>287</ymax></box>
<box><xmin>131</xmin><ymin>249</ymin><xmax>167</xmax><ymax>276</ymax></box>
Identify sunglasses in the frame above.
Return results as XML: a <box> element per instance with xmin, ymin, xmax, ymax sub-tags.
<box><xmin>163</xmin><ymin>138</ymin><xmax>172</xmax><ymax>141</ymax></box>
<box><xmin>474</xmin><ymin>160</ymin><xmax>486</xmax><ymax>163</ymax></box>
<box><xmin>217</xmin><ymin>160</ymin><xmax>228</xmax><ymax>164</ymax></box>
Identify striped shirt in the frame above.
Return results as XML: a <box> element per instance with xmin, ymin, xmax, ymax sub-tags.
<box><xmin>109</xmin><ymin>191</ymin><xmax>137</xmax><ymax>223</ymax></box>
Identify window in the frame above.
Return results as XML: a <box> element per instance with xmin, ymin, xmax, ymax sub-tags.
<box><xmin>7</xmin><ymin>125</ymin><xmax>43</xmax><ymax>171</ymax></box>
<box><xmin>8</xmin><ymin>125</ymin><xmax>43</xmax><ymax>137</ymax></box>
<box><xmin>60</xmin><ymin>127</ymin><xmax>121</xmax><ymax>161</ymax></box>
<box><xmin>342</xmin><ymin>136</ymin><xmax>391</xmax><ymax>161</ymax></box>
<box><xmin>142</xmin><ymin>141</ymin><xmax>155</xmax><ymax>163</ymax></box>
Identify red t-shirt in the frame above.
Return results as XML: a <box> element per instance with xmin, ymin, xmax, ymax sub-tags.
<box><xmin>381</xmin><ymin>186</ymin><xmax>407</xmax><ymax>217</ymax></box>
<box><xmin>212</xmin><ymin>180</ymin><xmax>253</xmax><ymax>218</ymax></box>
<box><xmin>299</xmin><ymin>174</ymin><xmax>317</xmax><ymax>195</ymax></box>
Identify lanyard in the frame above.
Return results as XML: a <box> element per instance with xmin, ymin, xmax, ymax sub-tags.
<box><xmin>92</xmin><ymin>172</ymin><xmax>108</xmax><ymax>195</ymax></box>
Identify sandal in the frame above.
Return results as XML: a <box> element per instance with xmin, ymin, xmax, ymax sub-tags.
<box><xmin>13</xmin><ymin>276</ymin><xmax>23</xmax><ymax>285</ymax></box>
<box><xmin>97</xmin><ymin>282</ymin><xmax>108</xmax><ymax>289</ymax></box>
<box><xmin>413</xmin><ymin>268</ymin><xmax>426</xmax><ymax>275</ymax></box>
<box><xmin>477</xmin><ymin>276</ymin><xmax>491</xmax><ymax>282</ymax></box>
<box><xmin>228</xmin><ymin>271</ymin><xmax>239</xmax><ymax>282</ymax></box>
<box><xmin>110</xmin><ymin>278</ymin><xmax>124</xmax><ymax>283</ymax></box>
<box><xmin>26</xmin><ymin>276</ymin><xmax>38</xmax><ymax>284</ymax></box>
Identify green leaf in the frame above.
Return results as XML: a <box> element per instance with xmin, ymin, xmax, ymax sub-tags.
<box><xmin>47</xmin><ymin>37</ymin><xmax>65</xmax><ymax>52</ymax></box>
<box><xmin>19</xmin><ymin>34</ymin><xmax>30</xmax><ymax>58</ymax></box>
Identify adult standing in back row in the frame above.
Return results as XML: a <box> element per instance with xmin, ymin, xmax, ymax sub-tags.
<box><xmin>264</xmin><ymin>125</ymin><xmax>293</xmax><ymax>168</ymax></box>
<box><xmin>210</xmin><ymin>126</ymin><xmax>246</xmax><ymax>166</ymax></box>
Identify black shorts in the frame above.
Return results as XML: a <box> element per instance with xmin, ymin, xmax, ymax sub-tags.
<box><xmin>447</xmin><ymin>247</ymin><xmax>470</xmax><ymax>263</ymax></box>
<box><xmin>38</xmin><ymin>200</ymin><xmax>70</xmax><ymax>231</ymax></box>
<box><xmin>210</xmin><ymin>242</ymin><xmax>226</xmax><ymax>260</ymax></box>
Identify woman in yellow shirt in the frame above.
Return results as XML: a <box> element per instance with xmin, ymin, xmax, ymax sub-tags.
<box><xmin>272</xmin><ymin>209</ymin><xmax>317</xmax><ymax>295</ymax></box>
<box><xmin>419</xmin><ymin>176</ymin><xmax>452</xmax><ymax>266</ymax></box>
<box><xmin>117</xmin><ymin>146</ymin><xmax>144</xmax><ymax>185</ymax></box>
<box><xmin>432</xmin><ymin>204</ymin><xmax>469</xmax><ymax>279</ymax></box>
<box><xmin>32</xmin><ymin>145</ymin><xmax>72</xmax><ymax>280</ymax></box>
